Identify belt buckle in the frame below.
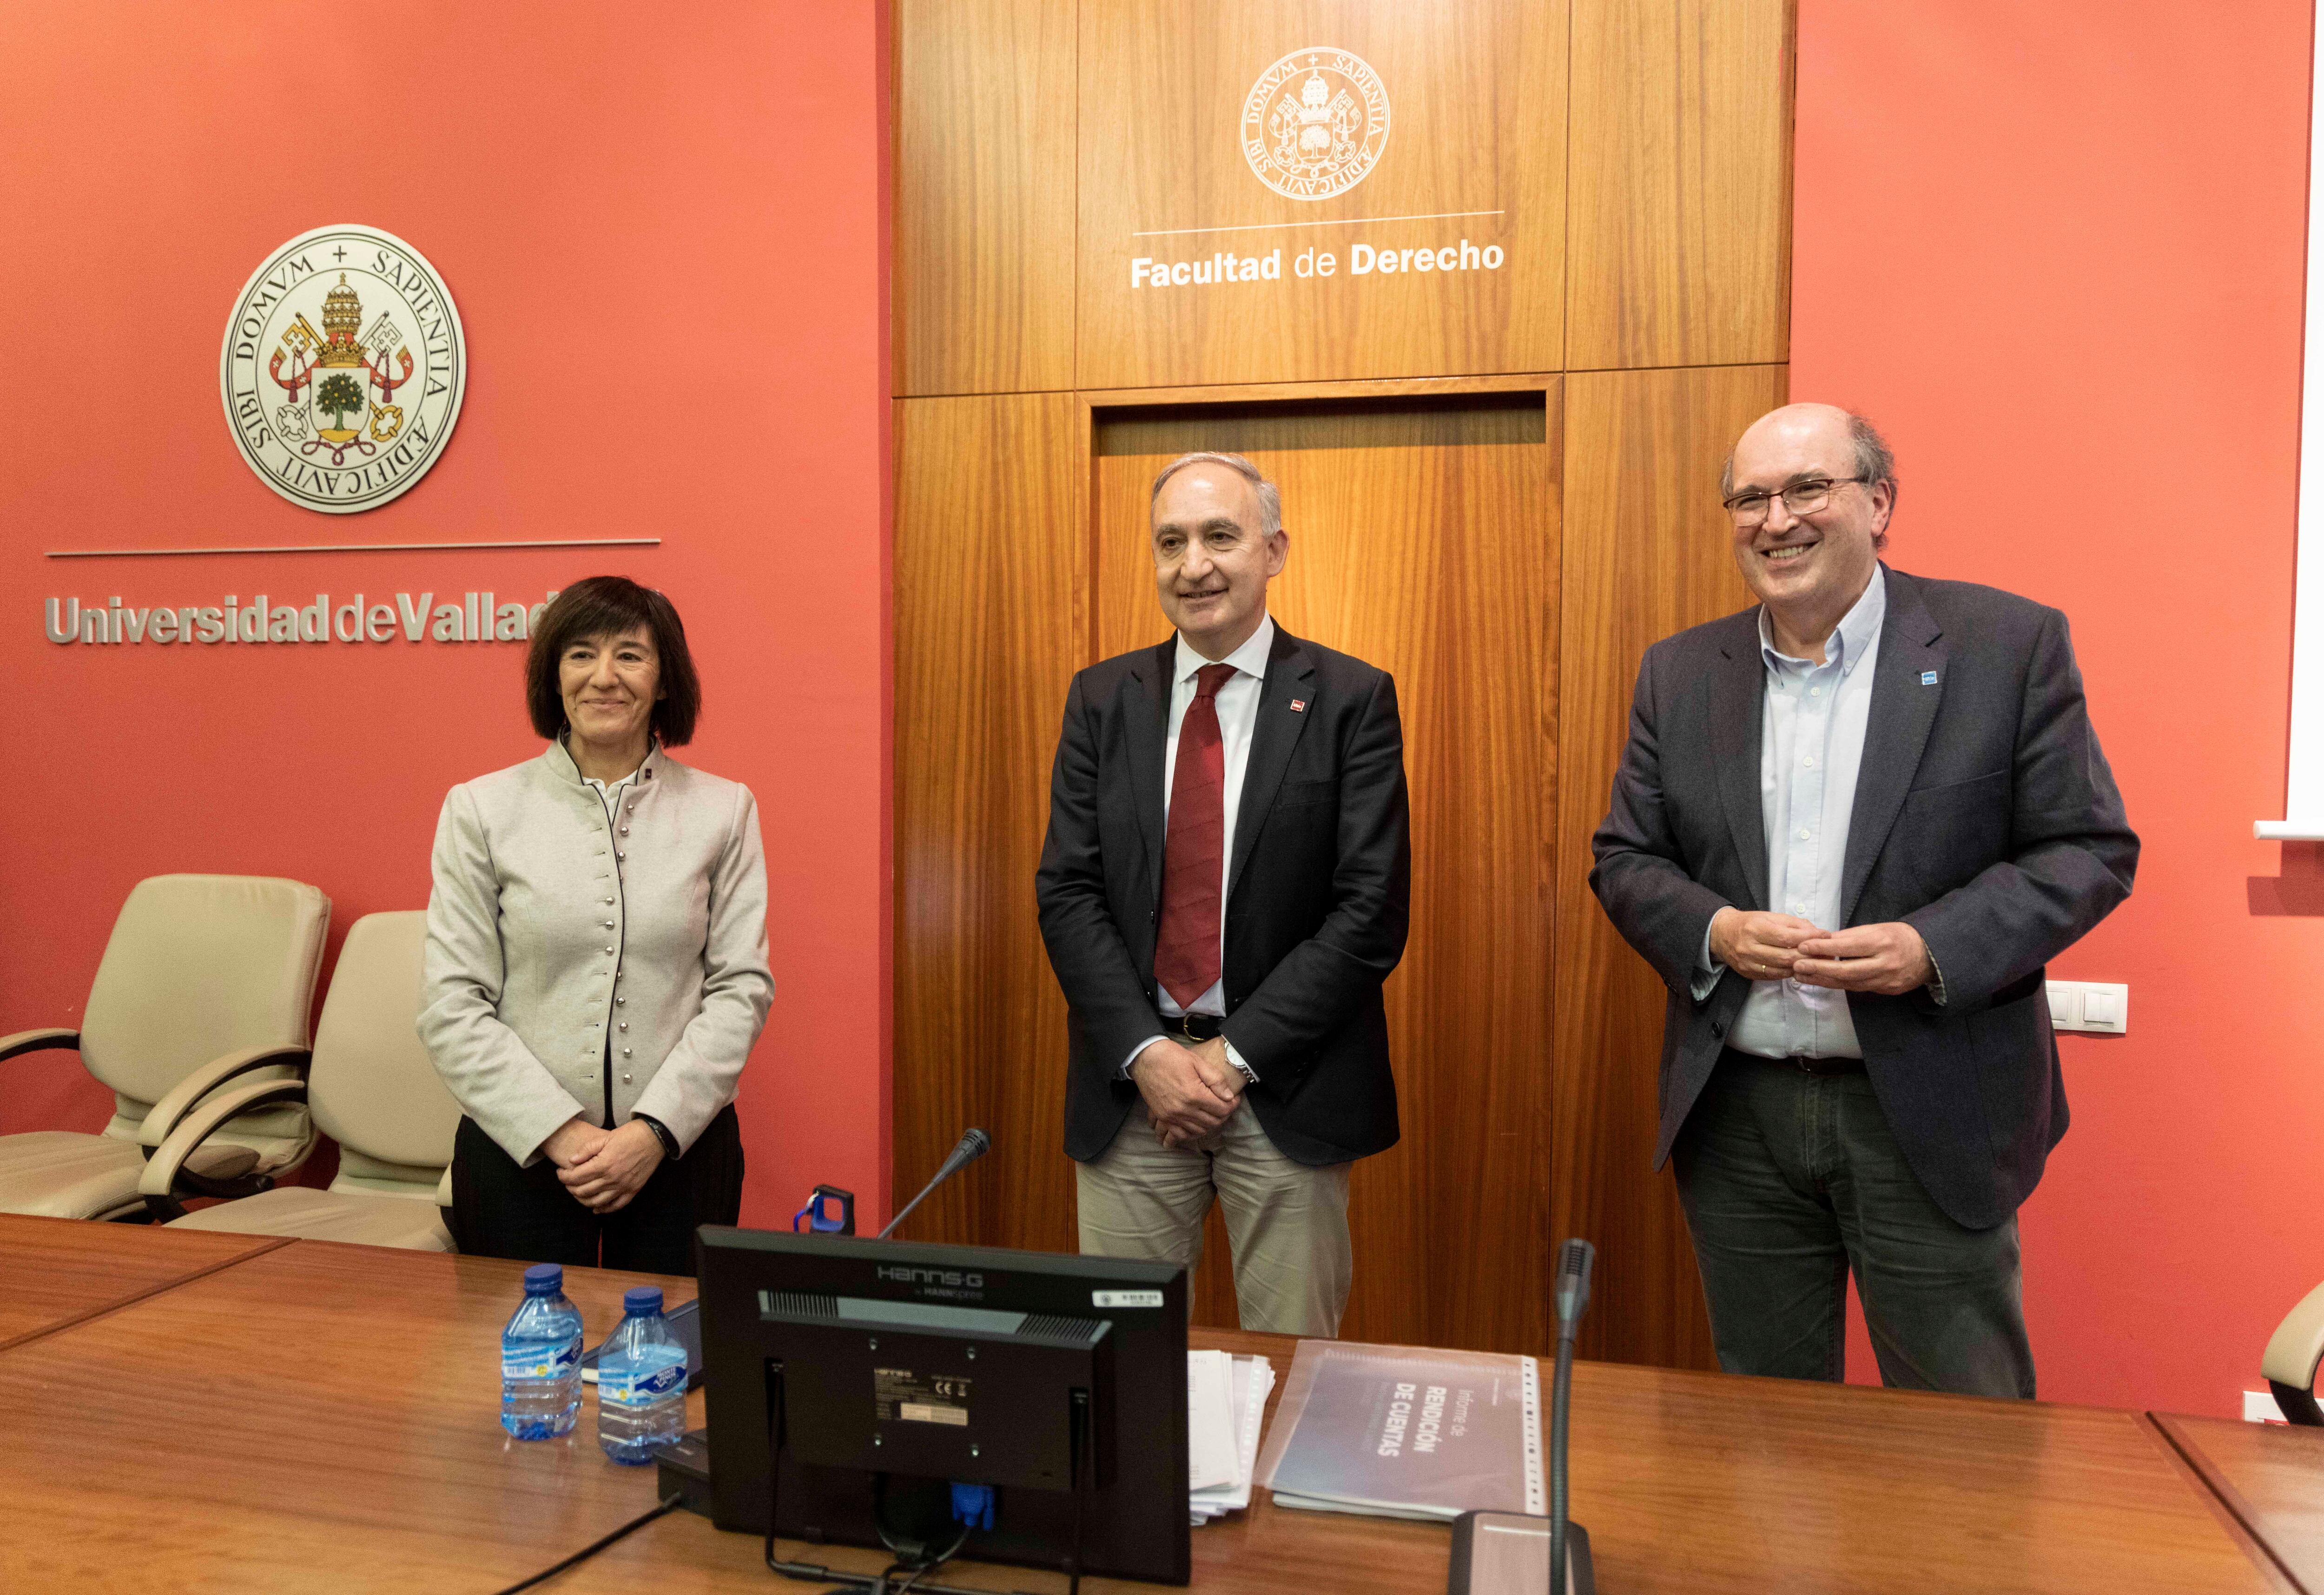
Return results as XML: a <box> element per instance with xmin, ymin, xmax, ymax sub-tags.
<box><xmin>1169</xmin><ymin>1013</ymin><xmax>1200</xmax><ymax>1039</ymax></box>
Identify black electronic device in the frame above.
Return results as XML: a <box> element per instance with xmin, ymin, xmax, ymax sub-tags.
<box><xmin>671</xmin><ymin>1226</ymin><xmax>1189</xmax><ymax>1587</ymax></box>
<box><xmin>1448</xmin><ymin>1237</ymin><xmax>1598</xmax><ymax>1595</ymax></box>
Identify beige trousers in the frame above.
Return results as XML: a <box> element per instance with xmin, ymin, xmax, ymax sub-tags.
<box><xmin>1075</xmin><ymin>1097</ymin><xmax>1353</xmax><ymax>1337</ymax></box>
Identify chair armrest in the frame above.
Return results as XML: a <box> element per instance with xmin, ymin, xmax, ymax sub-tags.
<box><xmin>139</xmin><ymin>1044</ymin><xmax>312</xmax><ymax>1150</ymax></box>
<box><xmin>0</xmin><ymin>1028</ymin><xmax>79</xmax><ymax>1064</ymax></box>
<box><xmin>139</xmin><ymin>1077</ymin><xmax>312</xmax><ymax>1201</ymax></box>
<box><xmin>2264</xmin><ymin>1279</ymin><xmax>2324</xmax><ymax>1423</ymax></box>
<box><xmin>436</xmin><ymin>1166</ymin><xmax>454</xmax><ymax>1207</ymax></box>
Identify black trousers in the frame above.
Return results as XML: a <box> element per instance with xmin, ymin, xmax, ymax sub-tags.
<box><xmin>448</xmin><ymin>1105</ymin><xmax>745</xmax><ymax>1278</ymax></box>
<box><xmin>1670</xmin><ymin>1051</ymin><xmax>2035</xmax><ymax>1398</ymax></box>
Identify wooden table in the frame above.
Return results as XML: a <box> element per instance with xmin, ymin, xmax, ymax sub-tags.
<box><xmin>0</xmin><ymin>1211</ymin><xmax>287</xmax><ymax>1353</ymax></box>
<box><xmin>0</xmin><ymin>1216</ymin><xmax>2297</xmax><ymax>1594</ymax></box>
<box><xmin>2160</xmin><ymin>1413</ymin><xmax>2324</xmax><ymax>1593</ymax></box>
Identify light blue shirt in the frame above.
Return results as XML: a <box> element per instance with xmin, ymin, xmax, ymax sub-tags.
<box><xmin>1697</xmin><ymin>568</ymin><xmax>1887</xmax><ymax>1059</ymax></box>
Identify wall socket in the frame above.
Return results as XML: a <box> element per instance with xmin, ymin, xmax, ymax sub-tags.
<box><xmin>2246</xmin><ymin>1390</ymin><xmax>2287</xmax><ymax>1424</ymax></box>
<box><xmin>2046</xmin><ymin>980</ymin><xmax>2129</xmax><ymax>1034</ymax></box>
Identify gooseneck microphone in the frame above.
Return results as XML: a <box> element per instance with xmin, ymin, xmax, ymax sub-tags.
<box><xmin>877</xmin><ymin>1128</ymin><xmax>990</xmax><ymax>1240</ymax></box>
<box><xmin>1550</xmin><ymin>1238</ymin><xmax>1597</xmax><ymax>1595</ymax></box>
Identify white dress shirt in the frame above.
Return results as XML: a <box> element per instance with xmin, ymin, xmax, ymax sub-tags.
<box><xmin>1698</xmin><ymin>568</ymin><xmax>1886</xmax><ymax>1059</ymax></box>
<box><xmin>1120</xmin><ymin>613</ymin><xmax>1274</xmax><ymax>1081</ymax></box>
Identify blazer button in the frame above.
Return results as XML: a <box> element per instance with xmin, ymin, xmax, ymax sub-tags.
<box><xmin>615</xmin><ymin>996</ymin><xmax>626</xmax><ymax>1006</ymax></box>
<box><xmin>601</xmin><ymin>920</ymin><xmax>615</xmax><ymax>929</ymax></box>
<box><xmin>622</xmin><ymin>1048</ymin><xmax>633</xmax><ymax>1058</ymax></box>
<box><xmin>604</xmin><ymin>945</ymin><xmax>615</xmax><ymax>955</ymax></box>
<box><xmin>1711</xmin><ymin>1019</ymin><xmax>1727</xmax><ymax>1038</ymax></box>
<box><xmin>619</xmin><ymin>1022</ymin><xmax>628</xmax><ymax>1032</ymax></box>
<box><xmin>622</xmin><ymin>1074</ymin><xmax>633</xmax><ymax>1084</ymax></box>
<box><xmin>619</xmin><ymin>827</ymin><xmax>629</xmax><ymax>837</ymax></box>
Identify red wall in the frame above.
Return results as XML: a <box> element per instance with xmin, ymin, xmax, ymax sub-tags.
<box><xmin>1794</xmin><ymin>0</ymin><xmax>2316</xmax><ymax>1415</ymax></box>
<box><xmin>0</xmin><ymin>5</ymin><xmax>893</xmax><ymax>1224</ymax></box>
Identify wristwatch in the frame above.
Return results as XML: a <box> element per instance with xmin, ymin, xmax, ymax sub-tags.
<box><xmin>634</xmin><ymin>1114</ymin><xmax>680</xmax><ymax>1160</ymax></box>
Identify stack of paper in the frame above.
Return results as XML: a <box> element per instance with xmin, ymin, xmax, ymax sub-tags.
<box><xmin>1186</xmin><ymin>1350</ymin><xmax>1275</xmax><ymax>1525</ymax></box>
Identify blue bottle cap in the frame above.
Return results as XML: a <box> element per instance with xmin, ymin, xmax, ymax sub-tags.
<box><xmin>623</xmin><ymin>1286</ymin><xmax>664</xmax><ymax>1315</ymax></box>
<box><xmin>523</xmin><ymin>1263</ymin><xmax>564</xmax><ymax>1295</ymax></box>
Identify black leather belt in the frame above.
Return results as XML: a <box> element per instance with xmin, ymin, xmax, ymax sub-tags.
<box><xmin>1161</xmin><ymin>1012</ymin><xmax>1226</xmax><ymax>1041</ymax></box>
<box><xmin>1723</xmin><ymin>1046</ymin><xmax>1865</xmax><ymax>1076</ymax></box>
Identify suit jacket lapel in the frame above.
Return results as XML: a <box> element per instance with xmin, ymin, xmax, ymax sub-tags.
<box><xmin>1842</xmin><ymin>568</ymin><xmax>1948</xmax><ymax>923</ymax></box>
<box><xmin>1227</xmin><ymin>626</ymin><xmax>1315</xmax><ymax>904</ymax></box>
<box><xmin>1710</xmin><ymin>612</ymin><xmax>1770</xmax><ymax>913</ymax></box>
<box><xmin>1125</xmin><ymin>640</ymin><xmax>1174</xmax><ymax>903</ymax></box>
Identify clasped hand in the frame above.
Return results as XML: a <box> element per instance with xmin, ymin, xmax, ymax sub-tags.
<box><xmin>1131</xmin><ymin>1037</ymin><xmax>1244</xmax><ymax>1150</ymax></box>
<box><xmin>1709</xmin><ymin>907</ymin><xmax>1932</xmax><ymax>996</ymax></box>
<box><xmin>541</xmin><ymin>1117</ymin><xmax>665</xmax><ymax>1214</ymax></box>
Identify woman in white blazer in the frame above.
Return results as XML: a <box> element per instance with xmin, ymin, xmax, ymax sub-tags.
<box><xmin>419</xmin><ymin>577</ymin><xmax>773</xmax><ymax>1273</ymax></box>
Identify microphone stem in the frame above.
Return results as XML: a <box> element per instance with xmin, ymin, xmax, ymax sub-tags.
<box><xmin>1550</xmin><ymin>1330</ymin><xmax>1575</xmax><ymax>1595</ymax></box>
<box><xmin>877</xmin><ymin>1175</ymin><xmax>941</xmax><ymax>1240</ymax></box>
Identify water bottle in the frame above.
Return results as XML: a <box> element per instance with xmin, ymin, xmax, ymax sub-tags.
<box><xmin>501</xmin><ymin>1263</ymin><xmax>584</xmax><ymax>1439</ymax></box>
<box><xmin>596</xmin><ymin>1286</ymin><xmax>688</xmax><ymax>1464</ymax></box>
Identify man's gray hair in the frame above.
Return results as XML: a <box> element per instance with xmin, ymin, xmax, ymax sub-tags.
<box><xmin>1720</xmin><ymin>411</ymin><xmax>1901</xmax><ymax>551</ymax></box>
<box><xmin>1149</xmin><ymin>451</ymin><xmax>1283</xmax><ymax>538</ymax></box>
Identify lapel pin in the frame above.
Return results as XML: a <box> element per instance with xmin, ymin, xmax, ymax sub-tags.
<box><xmin>1919</xmin><ymin>671</ymin><xmax>1939</xmax><ymax>686</ymax></box>
<box><xmin>1289</xmin><ymin>699</ymin><xmax>1307</xmax><ymax>713</ymax></box>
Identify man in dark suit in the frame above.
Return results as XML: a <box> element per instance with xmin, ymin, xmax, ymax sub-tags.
<box><xmin>1036</xmin><ymin>451</ymin><xmax>1410</xmax><ymax>1336</ymax></box>
<box><xmin>1591</xmin><ymin>404</ymin><xmax>2137</xmax><ymax>1397</ymax></box>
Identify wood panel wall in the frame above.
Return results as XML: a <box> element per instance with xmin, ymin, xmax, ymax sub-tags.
<box><xmin>1075</xmin><ymin>0</ymin><xmax>1566</xmax><ymax>388</ymax></box>
<box><xmin>891</xmin><ymin>0</ymin><xmax>1795</xmax><ymax>1369</ymax></box>
<box><xmin>893</xmin><ymin>0</ymin><xmax>1078</xmax><ymax>394</ymax></box>
<box><xmin>892</xmin><ymin>393</ymin><xmax>1084</xmax><ymax>1252</ymax></box>
<box><xmin>1551</xmin><ymin>364</ymin><xmax>1785</xmax><ymax>1365</ymax></box>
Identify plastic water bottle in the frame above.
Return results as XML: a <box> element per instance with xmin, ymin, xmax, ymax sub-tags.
<box><xmin>501</xmin><ymin>1263</ymin><xmax>584</xmax><ymax>1439</ymax></box>
<box><xmin>597</xmin><ymin>1286</ymin><xmax>688</xmax><ymax>1464</ymax></box>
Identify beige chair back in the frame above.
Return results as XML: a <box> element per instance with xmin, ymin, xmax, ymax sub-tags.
<box><xmin>80</xmin><ymin>875</ymin><xmax>330</xmax><ymax>1158</ymax></box>
<box><xmin>309</xmin><ymin>912</ymin><xmax>462</xmax><ymax>1199</ymax></box>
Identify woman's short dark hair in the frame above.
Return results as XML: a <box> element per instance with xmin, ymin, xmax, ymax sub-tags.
<box><xmin>525</xmin><ymin>577</ymin><xmax>702</xmax><ymax>746</ymax></box>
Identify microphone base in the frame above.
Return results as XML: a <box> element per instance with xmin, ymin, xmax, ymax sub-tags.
<box><xmin>1447</xmin><ymin>1511</ymin><xmax>1594</xmax><ymax>1595</ymax></box>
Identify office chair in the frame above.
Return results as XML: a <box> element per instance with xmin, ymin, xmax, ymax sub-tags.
<box><xmin>0</xmin><ymin>875</ymin><xmax>329</xmax><ymax>1221</ymax></box>
<box><xmin>156</xmin><ymin>911</ymin><xmax>461</xmax><ymax>1249</ymax></box>
<box><xmin>2263</xmin><ymin>1280</ymin><xmax>2324</xmax><ymax>1424</ymax></box>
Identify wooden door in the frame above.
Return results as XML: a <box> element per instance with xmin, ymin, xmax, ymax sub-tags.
<box><xmin>1089</xmin><ymin>389</ymin><xmax>1559</xmax><ymax>1350</ymax></box>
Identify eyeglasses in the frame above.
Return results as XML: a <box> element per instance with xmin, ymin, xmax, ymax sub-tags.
<box><xmin>1722</xmin><ymin>475</ymin><xmax>1868</xmax><ymax>527</ymax></box>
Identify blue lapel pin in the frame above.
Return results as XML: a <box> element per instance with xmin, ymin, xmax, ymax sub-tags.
<box><xmin>1919</xmin><ymin>671</ymin><xmax>1939</xmax><ymax>686</ymax></box>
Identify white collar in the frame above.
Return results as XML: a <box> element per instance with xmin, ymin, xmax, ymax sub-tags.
<box><xmin>555</xmin><ymin>733</ymin><xmax>659</xmax><ymax>791</ymax></box>
<box><xmin>1173</xmin><ymin>612</ymin><xmax>1275</xmax><ymax>685</ymax></box>
<box><xmin>1757</xmin><ymin>564</ymin><xmax>1887</xmax><ymax>675</ymax></box>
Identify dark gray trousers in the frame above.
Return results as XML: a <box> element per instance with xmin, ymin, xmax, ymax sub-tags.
<box><xmin>1670</xmin><ymin>1050</ymin><xmax>2035</xmax><ymax>1399</ymax></box>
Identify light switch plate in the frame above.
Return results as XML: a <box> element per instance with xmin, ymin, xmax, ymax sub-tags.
<box><xmin>2046</xmin><ymin>980</ymin><xmax>2129</xmax><ymax>1034</ymax></box>
<box><xmin>2246</xmin><ymin>1390</ymin><xmax>2287</xmax><ymax>1424</ymax></box>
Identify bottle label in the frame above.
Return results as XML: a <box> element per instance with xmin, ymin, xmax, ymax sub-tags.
<box><xmin>503</xmin><ymin>1341</ymin><xmax>580</xmax><ymax>1382</ymax></box>
<box><xmin>602</xmin><ymin>1358</ymin><xmax>686</xmax><ymax>1408</ymax></box>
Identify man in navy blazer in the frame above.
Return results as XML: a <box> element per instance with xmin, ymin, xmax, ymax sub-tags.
<box><xmin>1036</xmin><ymin>452</ymin><xmax>1410</xmax><ymax>1336</ymax></box>
<box><xmin>1591</xmin><ymin>404</ymin><xmax>2137</xmax><ymax>1397</ymax></box>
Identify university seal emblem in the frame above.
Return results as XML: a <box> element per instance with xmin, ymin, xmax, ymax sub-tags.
<box><xmin>1241</xmin><ymin>48</ymin><xmax>1390</xmax><ymax>201</ymax></box>
<box><xmin>219</xmin><ymin>224</ymin><xmax>466</xmax><ymax>513</ymax></box>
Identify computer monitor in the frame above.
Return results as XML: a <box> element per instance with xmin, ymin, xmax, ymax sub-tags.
<box><xmin>692</xmin><ymin>1226</ymin><xmax>1190</xmax><ymax>1586</ymax></box>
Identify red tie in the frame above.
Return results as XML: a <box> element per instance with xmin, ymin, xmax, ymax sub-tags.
<box><xmin>1155</xmin><ymin>663</ymin><xmax>1236</xmax><ymax>1009</ymax></box>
